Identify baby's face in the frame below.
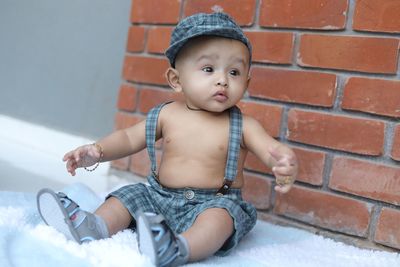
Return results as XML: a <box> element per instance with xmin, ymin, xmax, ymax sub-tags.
<box><xmin>174</xmin><ymin>36</ymin><xmax>250</xmax><ymax>113</ymax></box>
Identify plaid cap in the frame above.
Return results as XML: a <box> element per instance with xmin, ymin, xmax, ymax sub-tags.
<box><xmin>165</xmin><ymin>12</ymin><xmax>252</xmax><ymax>67</ymax></box>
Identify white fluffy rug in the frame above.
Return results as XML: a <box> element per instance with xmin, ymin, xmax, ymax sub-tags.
<box><xmin>1</xmin><ymin>184</ymin><xmax>399</xmax><ymax>267</ymax></box>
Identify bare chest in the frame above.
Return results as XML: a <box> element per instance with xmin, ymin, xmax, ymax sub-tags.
<box><xmin>162</xmin><ymin>113</ymin><xmax>230</xmax><ymax>158</ymax></box>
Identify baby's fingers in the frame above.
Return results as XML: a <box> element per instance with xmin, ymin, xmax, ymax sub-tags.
<box><xmin>277</xmin><ymin>156</ymin><xmax>296</xmax><ymax>169</ymax></box>
<box><xmin>275</xmin><ymin>184</ymin><xmax>292</xmax><ymax>194</ymax></box>
<box><xmin>66</xmin><ymin>159</ymin><xmax>77</xmax><ymax>176</ymax></box>
<box><xmin>275</xmin><ymin>175</ymin><xmax>294</xmax><ymax>192</ymax></box>
<box><xmin>62</xmin><ymin>151</ymin><xmax>75</xmax><ymax>162</ymax></box>
<box><xmin>272</xmin><ymin>165</ymin><xmax>294</xmax><ymax>176</ymax></box>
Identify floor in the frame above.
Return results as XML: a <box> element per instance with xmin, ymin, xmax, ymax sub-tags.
<box><xmin>0</xmin><ymin>114</ymin><xmax>115</xmax><ymax>193</ymax></box>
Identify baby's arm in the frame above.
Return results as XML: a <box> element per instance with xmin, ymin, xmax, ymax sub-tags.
<box><xmin>63</xmin><ymin>119</ymin><xmax>148</xmax><ymax>176</ymax></box>
<box><xmin>242</xmin><ymin>115</ymin><xmax>298</xmax><ymax>193</ymax></box>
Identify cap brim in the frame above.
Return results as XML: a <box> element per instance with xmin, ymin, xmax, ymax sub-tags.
<box><xmin>165</xmin><ymin>28</ymin><xmax>250</xmax><ymax>66</ymax></box>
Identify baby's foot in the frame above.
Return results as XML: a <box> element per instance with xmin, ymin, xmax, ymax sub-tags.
<box><xmin>137</xmin><ymin>211</ymin><xmax>189</xmax><ymax>267</ymax></box>
<box><xmin>37</xmin><ymin>188</ymin><xmax>108</xmax><ymax>243</ymax></box>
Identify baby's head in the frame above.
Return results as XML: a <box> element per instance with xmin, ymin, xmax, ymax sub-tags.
<box><xmin>166</xmin><ymin>12</ymin><xmax>252</xmax><ymax>68</ymax></box>
<box><xmin>165</xmin><ymin>13</ymin><xmax>252</xmax><ymax>112</ymax></box>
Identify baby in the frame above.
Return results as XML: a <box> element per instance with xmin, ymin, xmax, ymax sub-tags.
<box><xmin>37</xmin><ymin>12</ymin><xmax>298</xmax><ymax>267</ymax></box>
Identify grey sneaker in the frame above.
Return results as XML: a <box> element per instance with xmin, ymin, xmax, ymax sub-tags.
<box><xmin>37</xmin><ymin>188</ymin><xmax>109</xmax><ymax>243</ymax></box>
<box><xmin>137</xmin><ymin>211</ymin><xmax>189</xmax><ymax>267</ymax></box>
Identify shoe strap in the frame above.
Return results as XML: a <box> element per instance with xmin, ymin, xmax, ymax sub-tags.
<box><xmin>147</xmin><ymin>214</ymin><xmax>187</xmax><ymax>267</ymax></box>
<box><xmin>57</xmin><ymin>192</ymin><xmax>80</xmax><ymax>218</ymax></box>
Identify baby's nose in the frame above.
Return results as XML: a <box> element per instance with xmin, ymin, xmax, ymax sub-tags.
<box><xmin>216</xmin><ymin>81</ymin><xmax>228</xmax><ymax>87</ymax></box>
<box><xmin>216</xmin><ymin>74</ymin><xmax>228</xmax><ymax>87</ymax></box>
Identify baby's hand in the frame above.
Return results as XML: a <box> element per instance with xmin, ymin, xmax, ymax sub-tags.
<box><xmin>62</xmin><ymin>144</ymin><xmax>102</xmax><ymax>176</ymax></box>
<box><xmin>270</xmin><ymin>149</ymin><xmax>298</xmax><ymax>194</ymax></box>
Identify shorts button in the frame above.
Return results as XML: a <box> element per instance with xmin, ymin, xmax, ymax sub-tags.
<box><xmin>185</xmin><ymin>190</ymin><xmax>195</xmax><ymax>200</ymax></box>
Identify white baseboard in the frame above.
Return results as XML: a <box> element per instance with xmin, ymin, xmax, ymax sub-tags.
<box><xmin>0</xmin><ymin>115</ymin><xmax>111</xmax><ymax>193</ymax></box>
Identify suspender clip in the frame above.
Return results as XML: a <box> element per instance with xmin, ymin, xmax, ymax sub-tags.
<box><xmin>216</xmin><ymin>179</ymin><xmax>233</xmax><ymax>196</ymax></box>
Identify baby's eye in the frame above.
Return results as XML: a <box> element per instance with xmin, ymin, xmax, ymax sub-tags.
<box><xmin>202</xmin><ymin>66</ymin><xmax>213</xmax><ymax>73</ymax></box>
<box><xmin>229</xmin><ymin>69</ymin><xmax>240</xmax><ymax>76</ymax></box>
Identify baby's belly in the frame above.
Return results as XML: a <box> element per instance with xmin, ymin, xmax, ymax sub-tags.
<box><xmin>157</xmin><ymin>160</ymin><xmax>243</xmax><ymax>189</ymax></box>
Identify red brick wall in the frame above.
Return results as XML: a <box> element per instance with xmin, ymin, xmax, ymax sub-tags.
<box><xmin>113</xmin><ymin>0</ymin><xmax>400</xmax><ymax>250</ymax></box>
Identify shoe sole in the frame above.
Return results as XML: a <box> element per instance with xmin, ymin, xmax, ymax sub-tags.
<box><xmin>137</xmin><ymin>211</ymin><xmax>158</xmax><ymax>266</ymax></box>
<box><xmin>37</xmin><ymin>188</ymin><xmax>81</xmax><ymax>243</ymax></box>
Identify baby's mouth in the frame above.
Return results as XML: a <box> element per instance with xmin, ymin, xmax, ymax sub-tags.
<box><xmin>213</xmin><ymin>91</ymin><xmax>228</xmax><ymax>102</ymax></box>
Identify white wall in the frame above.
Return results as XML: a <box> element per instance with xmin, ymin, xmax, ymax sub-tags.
<box><xmin>0</xmin><ymin>0</ymin><xmax>131</xmax><ymax>139</ymax></box>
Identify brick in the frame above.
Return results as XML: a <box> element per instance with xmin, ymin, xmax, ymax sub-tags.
<box><xmin>375</xmin><ymin>207</ymin><xmax>400</xmax><ymax>249</ymax></box>
<box><xmin>242</xmin><ymin>172</ymin><xmax>272</xmax><ymax>210</ymax></box>
<box><xmin>342</xmin><ymin>77</ymin><xmax>400</xmax><ymax>118</ymax></box>
<box><xmin>292</xmin><ymin>147</ymin><xmax>325</xmax><ymax>186</ymax></box>
<box><xmin>147</xmin><ymin>27</ymin><xmax>173</xmax><ymax>54</ymax></box>
<box><xmin>131</xmin><ymin>0</ymin><xmax>181</xmax><ymax>24</ymax></box>
<box><xmin>353</xmin><ymin>0</ymin><xmax>400</xmax><ymax>33</ymax></box>
<box><xmin>245</xmin><ymin>147</ymin><xmax>325</xmax><ymax>186</ymax></box>
<box><xmin>184</xmin><ymin>0</ymin><xmax>256</xmax><ymax>26</ymax></box>
<box><xmin>274</xmin><ymin>186</ymin><xmax>372</xmax><ymax>237</ymax></box>
<box><xmin>298</xmin><ymin>34</ymin><xmax>399</xmax><ymax>74</ymax></box>
<box><xmin>138</xmin><ymin>88</ymin><xmax>183</xmax><ymax>113</ymax></box>
<box><xmin>117</xmin><ymin>84</ymin><xmax>137</xmax><ymax>112</ymax></box>
<box><xmin>249</xmin><ymin>67</ymin><xmax>336</xmax><ymax>107</ymax></box>
<box><xmin>126</xmin><ymin>26</ymin><xmax>146</xmax><ymax>52</ymax></box>
<box><xmin>287</xmin><ymin>109</ymin><xmax>385</xmax><ymax>156</ymax></box>
<box><xmin>392</xmin><ymin>125</ymin><xmax>400</xmax><ymax>161</ymax></box>
<box><xmin>244</xmin><ymin>152</ymin><xmax>271</xmax><ymax>174</ymax></box>
<box><xmin>129</xmin><ymin>149</ymin><xmax>151</xmax><ymax>177</ymax></box>
<box><xmin>330</xmin><ymin>157</ymin><xmax>400</xmax><ymax>205</ymax></box>
<box><xmin>130</xmin><ymin>148</ymin><xmax>162</xmax><ymax>177</ymax></box>
<box><xmin>123</xmin><ymin>56</ymin><xmax>169</xmax><ymax>85</ymax></box>
<box><xmin>260</xmin><ymin>0</ymin><xmax>348</xmax><ymax>30</ymax></box>
<box><xmin>114</xmin><ymin>112</ymin><xmax>144</xmax><ymax>130</ymax></box>
<box><xmin>238</xmin><ymin>101</ymin><xmax>282</xmax><ymax>138</ymax></box>
<box><xmin>245</xmin><ymin>31</ymin><xmax>293</xmax><ymax>64</ymax></box>
<box><xmin>129</xmin><ymin>148</ymin><xmax>151</xmax><ymax>177</ymax></box>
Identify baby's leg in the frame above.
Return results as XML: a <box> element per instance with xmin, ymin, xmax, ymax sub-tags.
<box><xmin>182</xmin><ymin>208</ymin><xmax>234</xmax><ymax>262</ymax></box>
<box><xmin>37</xmin><ymin>190</ymin><xmax>132</xmax><ymax>243</ymax></box>
<box><xmin>37</xmin><ymin>189</ymin><xmax>109</xmax><ymax>243</ymax></box>
<box><xmin>136</xmin><ymin>207</ymin><xmax>234</xmax><ymax>265</ymax></box>
<box><xmin>95</xmin><ymin>196</ymin><xmax>132</xmax><ymax>235</ymax></box>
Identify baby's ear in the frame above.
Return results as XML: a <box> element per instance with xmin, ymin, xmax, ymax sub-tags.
<box><xmin>165</xmin><ymin>67</ymin><xmax>182</xmax><ymax>92</ymax></box>
<box><xmin>246</xmin><ymin>75</ymin><xmax>251</xmax><ymax>90</ymax></box>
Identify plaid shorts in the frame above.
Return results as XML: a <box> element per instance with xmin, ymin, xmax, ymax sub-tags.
<box><xmin>108</xmin><ymin>174</ymin><xmax>257</xmax><ymax>256</ymax></box>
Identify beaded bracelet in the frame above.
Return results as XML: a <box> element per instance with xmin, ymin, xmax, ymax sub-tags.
<box><xmin>84</xmin><ymin>143</ymin><xmax>104</xmax><ymax>172</ymax></box>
